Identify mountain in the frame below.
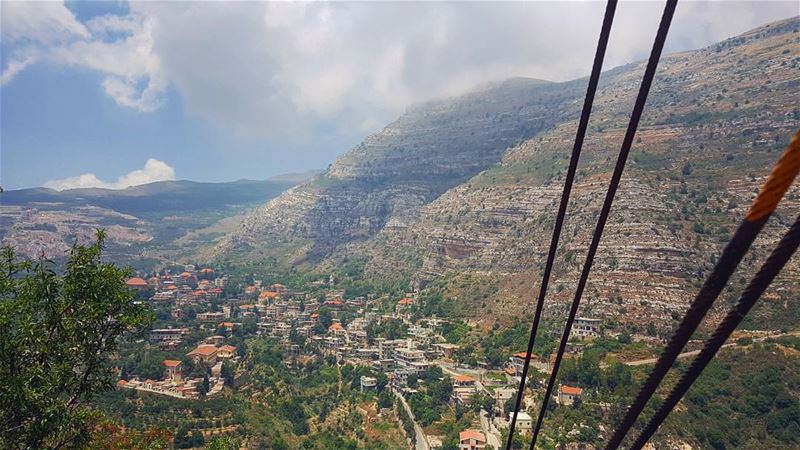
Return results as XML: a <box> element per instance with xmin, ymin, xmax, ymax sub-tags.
<box><xmin>1</xmin><ymin>175</ymin><xmax>317</xmax><ymax>215</ymax></box>
<box><xmin>214</xmin><ymin>17</ymin><xmax>800</xmax><ymax>330</ymax></box>
<box><xmin>1</xmin><ymin>174</ymin><xmax>316</xmax><ymax>268</ymax></box>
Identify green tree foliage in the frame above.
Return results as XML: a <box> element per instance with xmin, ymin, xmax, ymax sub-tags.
<box><xmin>662</xmin><ymin>345</ymin><xmax>800</xmax><ymax>449</ymax></box>
<box><xmin>221</xmin><ymin>360</ymin><xmax>235</xmax><ymax>387</ymax></box>
<box><xmin>0</xmin><ymin>233</ymin><xmax>154</xmax><ymax>449</ymax></box>
<box><xmin>318</xmin><ymin>308</ymin><xmax>333</xmax><ymax>329</ymax></box>
<box><xmin>366</xmin><ymin>318</ymin><xmax>408</xmax><ymax>340</ymax></box>
<box><xmin>377</xmin><ymin>390</ymin><xmax>394</xmax><ymax>409</ymax></box>
<box><xmin>279</xmin><ymin>397</ymin><xmax>309</xmax><ymax>434</ymax></box>
<box><xmin>205</xmin><ymin>435</ymin><xmax>240</xmax><ymax>450</ymax></box>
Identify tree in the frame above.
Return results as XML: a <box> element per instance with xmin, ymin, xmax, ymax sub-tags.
<box><xmin>198</xmin><ymin>374</ymin><xmax>210</xmax><ymax>396</ymax></box>
<box><xmin>318</xmin><ymin>308</ymin><xmax>333</xmax><ymax>329</ymax></box>
<box><xmin>376</xmin><ymin>373</ymin><xmax>388</xmax><ymax>392</ymax></box>
<box><xmin>221</xmin><ymin>360</ymin><xmax>235</xmax><ymax>387</ymax></box>
<box><xmin>206</xmin><ymin>436</ymin><xmax>240</xmax><ymax>450</ymax></box>
<box><xmin>504</xmin><ymin>396</ymin><xmax>517</xmax><ymax>416</ymax></box>
<box><xmin>0</xmin><ymin>232</ymin><xmax>154</xmax><ymax>450</ymax></box>
<box><xmin>377</xmin><ymin>390</ymin><xmax>394</xmax><ymax>409</ymax></box>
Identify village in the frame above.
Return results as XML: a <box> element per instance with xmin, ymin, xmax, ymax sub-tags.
<box><xmin>119</xmin><ymin>265</ymin><xmax>602</xmax><ymax>450</ymax></box>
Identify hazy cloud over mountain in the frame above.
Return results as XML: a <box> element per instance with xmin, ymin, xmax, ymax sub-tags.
<box><xmin>1</xmin><ymin>1</ymin><xmax>797</xmax><ymax>190</ymax></box>
<box><xmin>3</xmin><ymin>1</ymin><xmax>796</xmax><ymax>139</ymax></box>
<box><xmin>44</xmin><ymin>158</ymin><xmax>175</xmax><ymax>191</ymax></box>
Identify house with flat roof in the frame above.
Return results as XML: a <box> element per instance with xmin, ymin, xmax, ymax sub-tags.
<box><xmin>515</xmin><ymin>411</ymin><xmax>533</xmax><ymax>435</ymax></box>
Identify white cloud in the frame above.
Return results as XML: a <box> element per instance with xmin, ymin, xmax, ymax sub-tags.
<box><xmin>2</xmin><ymin>1</ymin><xmax>797</xmax><ymax>138</ymax></box>
<box><xmin>0</xmin><ymin>0</ymin><xmax>89</xmax><ymax>44</ymax></box>
<box><xmin>1</xmin><ymin>2</ymin><xmax>164</xmax><ymax>111</ymax></box>
<box><xmin>0</xmin><ymin>56</ymin><xmax>36</xmax><ymax>84</ymax></box>
<box><xmin>44</xmin><ymin>159</ymin><xmax>176</xmax><ymax>191</ymax></box>
<box><xmin>130</xmin><ymin>1</ymin><xmax>799</xmax><ymax>138</ymax></box>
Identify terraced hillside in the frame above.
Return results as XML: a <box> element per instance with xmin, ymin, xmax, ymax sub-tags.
<box><xmin>215</xmin><ymin>17</ymin><xmax>800</xmax><ymax>330</ymax></box>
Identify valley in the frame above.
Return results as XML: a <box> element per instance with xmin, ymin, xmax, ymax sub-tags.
<box><xmin>3</xmin><ymin>15</ymin><xmax>799</xmax><ymax>450</ymax></box>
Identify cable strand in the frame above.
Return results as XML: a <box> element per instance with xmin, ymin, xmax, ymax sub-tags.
<box><xmin>529</xmin><ymin>1</ymin><xmax>679</xmax><ymax>448</ymax></box>
<box><xmin>604</xmin><ymin>128</ymin><xmax>800</xmax><ymax>450</ymax></box>
<box><xmin>628</xmin><ymin>215</ymin><xmax>800</xmax><ymax>450</ymax></box>
<box><xmin>504</xmin><ymin>1</ymin><xmax>618</xmax><ymax>447</ymax></box>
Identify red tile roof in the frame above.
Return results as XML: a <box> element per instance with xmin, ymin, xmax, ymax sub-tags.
<box><xmin>459</xmin><ymin>430</ymin><xmax>485</xmax><ymax>442</ymax></box>
<box><xmin>397</xmin><ymin>298</ymin><xmax>415</xmax><ymax>305</ymax></box>
<box><xmin>454</xmin><ymin>374</ymin><xmax>475</xmax><ymax>383</ymax></box>
<box><xmin>187</xmin><ymin>344</ymin><xmax>218</xmax><ymax>357</ymax></box>
<box><xmin>163</xmin><ymin>359</ymin><xmax>182</xmax><ymax>367</ymax></box>
<box><xmin>125</xmin><ymin>277</ymin><xmax>148</xmax><ymax>287</ymax></box>
<box><xmin>560</xmin><ymin>385</ymin><xmax>583</xmax><ymax>396</ymax></box>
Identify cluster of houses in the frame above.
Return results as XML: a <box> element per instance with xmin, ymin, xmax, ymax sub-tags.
<box><xmin>119</xmin><ymin>332</ymin><xmax>241</xmax><ymax>399</ymax></box>
<box><xmin>123</xmin><ymin>266</ymin><xmax>590</xmax><ymax>445</ymax></box>
<box><xmin>125</xmin><ymin>265</ymin><xmax>226</xmax><ymax>306</ymax></box>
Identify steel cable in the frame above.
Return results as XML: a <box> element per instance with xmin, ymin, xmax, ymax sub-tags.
<box><xmin>604</xmin><ymin>129</ymin><xmax>800</xmax><ymax>449</ymax></box>
<box><xmin>504</xmin><ymin>1</ymin><xmax>618</xmax><ymax>447</ymax></box>
<box><xmin>628</xmin><ymin>213</ymin><xmax>800</xmax><ymax>450</ymax></box>
<box><xmin>528</xmin><ymin>1</ymin><xmax>679</xmax><ymax>448</ymax></box>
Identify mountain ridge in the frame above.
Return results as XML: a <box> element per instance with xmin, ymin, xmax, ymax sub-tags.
<box><xmin>212</xmin><ymin>16</ymin><xmax>800</xmax><ymax>329</ymax></box>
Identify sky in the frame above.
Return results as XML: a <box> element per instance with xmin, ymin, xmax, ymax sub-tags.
<box><xmin>1</xmin><ymin>1</ymin><xmax>797</xmax><ymax>191</ymax></box>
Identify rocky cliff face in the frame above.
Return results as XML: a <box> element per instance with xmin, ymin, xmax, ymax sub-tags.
<box><xmin>216</xmin><ymin>17</ymin><xmax>800</xmax><ymax>328</ymax></box>
<box><xmin>215</xmin><ymin>77</ymin><xmax>590</xmax><ymax>259</ymax></box>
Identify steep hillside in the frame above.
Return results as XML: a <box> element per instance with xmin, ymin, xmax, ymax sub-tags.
<box><xmin>213</xmin><ymin>77</ymin><xmax>589</xmax><ymax>261</ymax></box>
<box><xmin>216</xmin><ymin>17</ymin><xmax>800</xmax><ymax>329</ymax></box>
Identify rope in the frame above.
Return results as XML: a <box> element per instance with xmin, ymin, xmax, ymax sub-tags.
<box><xmin>604</xmin><ymin>129</ymin><xmax>800</xmax><ymax>449</ymax></box>
<box><xmin>528</xmin><ymin>1</ymin><xmax>679</xmax><ymax>448</ymax></box>
<box><xmin>504</xmin><ymin>1</ymin><xmax>618</xmax><ymax>447</ymax></box>
<box><xmin>629</xmin><ymin>214</ymin><xmax>800</xmax><ymax>450</ymax></box>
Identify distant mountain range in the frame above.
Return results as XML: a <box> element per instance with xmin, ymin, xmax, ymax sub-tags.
<box><xmin>2</xmin><ymin>172</ymin><xmax>320</xmax><ymax>215</ymax></box>
<box><xmin>0</xmin><ymin>172</ymin><xmax>318</xmax><ymax>267</ymax></box>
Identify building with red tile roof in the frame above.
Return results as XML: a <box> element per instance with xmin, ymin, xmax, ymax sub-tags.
<box><xmin>162</xmin><ymin>360</ymin><xmax>183</xmax><ymax>382</ymax></box>
<box><xmin>125</xmin><ymin>277</ymin><xmax>148</xmax><ymax>287</ymax></box>
<box><xmin>459</xmin><ymin>429</ymin><xmax>486</xmax><ymax>450</ymax></box>
<box><xmin>187</xmin><ymin>344</ymin><xmax>219</xmax><ymax>365</ymax></box>
<box><xmin>558</xmin><ymin>384</ymin><xmax>583</xmax><ymax>406</ymax></box>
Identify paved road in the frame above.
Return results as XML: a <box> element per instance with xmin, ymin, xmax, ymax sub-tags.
<box><xmin>435</xmin><ymin>361</ymin><xmax>504</xmax><ymax>446</ymax></box>
<box><xmin>393</xmin><ymin>388</ymin><xmax>430</xmax><ymax>450</ymax></box>
<box><xmin>479</xmin><ymin>410</ymin><xmax>502</xmax><ymax>449</ymax></box>
<box><xmin>624</xmin><ymin>331</ymin><xmax>800</xmax><ymax>366</ymax></box>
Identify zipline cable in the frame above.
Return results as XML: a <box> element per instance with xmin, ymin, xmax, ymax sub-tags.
<box><xmin>528</xmin><ymin>1</ymin><xmax>678</xmax><ymax>448</ymax></box>
<box><xmin>629</xmin><ymin>211</ymin><xmax>800</xmax><ymax>450</ymax></box>
<box><xmin>504</xmin><ymin>1</ymin><xmax>618</xmax><ymax>447</ymax></box>
<box><xmin>605</xmin><ymin>130</ymin><xmax>800</xmax><ymax>449</ymax></box>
